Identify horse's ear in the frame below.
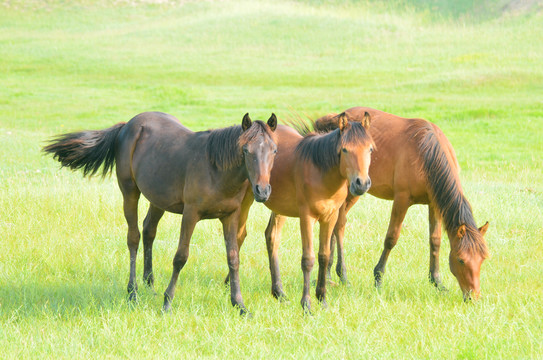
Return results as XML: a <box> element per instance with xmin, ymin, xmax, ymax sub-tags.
<box><xmin>479</xmin><ymin>221</ymin><xmax>489</xmax><ymax>236</ymax></box>
<box><xmin>457</xmin><ymin>224</ymin><xmax>466</xmax><ymax>239</ymax></box>
<box><xmin>242</xmin><ymin>113</ymin><xmax>252</xmax><ymax>131</ymax></box>
<box><xmin>337</xmin><ymin>112</ymin><xmax>349</xmax><ymax>131</ymax></box>
<box><xmin>267</xmin><ymin>113</ymin><xmax>278</xmax><ymax>132</ymax></box>
<box><xmin>361</xmin><ymin>111</ymin><xmax>372</xmax><ymax>128</ymax></box>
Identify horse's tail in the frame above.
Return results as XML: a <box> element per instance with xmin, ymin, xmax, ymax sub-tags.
<box><xmin>43</xmin><ymin>122</ymin><xmax>126</xmax><ymax>177</ymax></box>
<box><xmin>282</xmin><ymin>113</ymin><xmax>316</xmax><ymax>136</ymax></box>
<box><xmin>408</xmin><ymin>119</ymin><xmax>475</xmax><ymax>233</ymax></box>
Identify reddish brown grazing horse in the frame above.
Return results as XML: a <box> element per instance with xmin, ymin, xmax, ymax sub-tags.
<box><xmin>233</xmin><ymin>113</ymin><xmax>374</xmax><ymax>312</ymax></box>
<box><xmin>313</xmin><ymin>107</ymin><xmax>489</xmax><ymax>300</ymax></box>
<box><xmin>43</xmin><ymin>112</ymin><xmax>278</xmax><ymax>314</ymax></box>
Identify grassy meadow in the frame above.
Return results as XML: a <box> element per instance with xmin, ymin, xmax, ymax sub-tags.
<box><xmin>1</xmin><ymin>0</ymin><xmax>542</xmax><ymax>358</ymax></box>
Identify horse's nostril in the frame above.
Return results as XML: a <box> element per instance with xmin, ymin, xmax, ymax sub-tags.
<box><xmin>355</xmin><ymin>177</ymin><xmax>362</xmax><ymax>186</ymax></box>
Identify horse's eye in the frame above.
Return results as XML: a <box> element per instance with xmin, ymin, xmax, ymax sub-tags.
<box><xmin>458</xmin><ymin>259</ymin><xmax>465</xmax><ymax>265</ymax></box>
<box><xmin>370</xmin><ymin>147</ymin><xmax>374</xmax><ymax>154</ymax></box>
<box><xmin>273</xmin><ymin>149</ymin><xmax>277</xmax><ymax>154</ymax></box>
<box><xmin>342</xmin><ymin>148</ymin><xmax>348</xmax><ymax>153</ymax></box>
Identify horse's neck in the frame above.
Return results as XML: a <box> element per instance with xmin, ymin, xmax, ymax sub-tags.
<box><xmin>215</xmin><ymin>164</ymin><xmax>248</xmax><ymax>189</ymax></box>
<box><xmin>319</xmin><ymin>165</ymin><xmax>348</xmax><ymax>195</ymax></box>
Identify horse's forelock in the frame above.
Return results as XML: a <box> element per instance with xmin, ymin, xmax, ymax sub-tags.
<box><xmin>238</xmin><ymin>120</ymin><xmax>277</xmax><ymax>147</ymax></box>
<box><xmin>340</xmin><ymin>121</ymin><xmax>373</xmax><ymax>149</ymax></box>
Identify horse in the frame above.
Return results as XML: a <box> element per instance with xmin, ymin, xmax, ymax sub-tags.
<box><xmin>313</xmin><ymin>107</ymin><xmax>489</xmax><ymax>301</ymax></box>
<box><xmin>230</xmin><ymin>112</ymin><xmax>374</xmax><ymax>312</ymax></box>
<box><xmin>43</xmin><ymin>112</ymin><xmax>278</xmax><ymax>314</ymax></box>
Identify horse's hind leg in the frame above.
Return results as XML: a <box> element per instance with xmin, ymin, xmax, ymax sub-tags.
<box><xmin>265</xmin><ymin>212</ymin><xmax>287</xmax><ymax>300</ymax></box>
<box><xmin>428</xmin><ymin>203</ymin><xmax>446</xmax><ymax>291</ymax></box>
<box><xmin>121</xmin><ymin>183</ymin><xmax>141</xmax><ymax>302</ymax></box>
<box><xmin>142</xmin><ymin>204</ymin><xmax>165</xmax><ymax>291</ymax></box>
<box><xmin>373</xmin><ymin>194</ymin><xmax>410</xmax><ymax>288</ymax></box>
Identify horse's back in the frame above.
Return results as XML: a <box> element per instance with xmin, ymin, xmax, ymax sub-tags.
<box><xmin>115</xmin><ymin>112</ymin><xmax>200</xmax><ymax>213</ymax></box>
<box><xmin>345</xmin><ymin>107</ymin><xmax>452</xmax><ymax>203</ymax></box>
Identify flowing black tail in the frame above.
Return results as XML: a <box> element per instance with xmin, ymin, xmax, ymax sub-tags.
<box><xmin>43</xmin><ymin>122</ymin><xmax>126</xmax><ymax>177</ymax></box>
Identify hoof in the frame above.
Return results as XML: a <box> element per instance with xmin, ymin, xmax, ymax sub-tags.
<box><xmin>238</xmin><ymin>306</ymin><xmax>252</xmax><ymax>318</ymax></box>
<box><xmin>338</xmin><ymin>275</ymin><xmax>350</xmax><ymax>286</ymax></box>
<box><xmin>301</xmin><ymin>299</ymin><xmax>312</xmax><ymax>315</ymax></box>
<box><xmin>162</xmin><ymin>295</ymin><xmax>173</xmax><ymax>313</ymax></box>
<box><xmin>273</xmin><ymin>291</ymin><xmax>289</xmax><ymax>303</ymax></box>
<box><xmin>374</xmin><ymin>271</ymin><xmax>384</xmax><ymax>288</ymax></box>
<box><xmin>319</xmin><ymin>299</ymin><xmax>328</xmax><ymax>309</ymax></box>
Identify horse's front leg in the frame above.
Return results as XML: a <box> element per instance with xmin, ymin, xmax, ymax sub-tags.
<box><xmin>163</xmin><ymin>207</ymin><xmax>199</xmax><ymax>313</ymax></box>
<box><xmin>221</xmin><ymin>210</ymin><xmax>249</xmax><ymax>316</ymax></box>
<box><xmin>224</xmin><ymin>190</ymin><xmax>253</xmax><ymax>285</ymax></box>
<box><xmin>330</xmin><ymin>195</ymin><xmax>359</xmax><ymax>284</ymax></box>
<box><xmin>428</xmin><ymin>203</ymin><xmax>446</xmax><ymax>291</ymax></box>
<box><xmin>316</xmin><ymin>211</ymin><xmax>339</xmax><ymax>308</ymax></box>
<box><xmin>299</xmin><ymin>210</ymin><xmax>316</xmax><ymax>313</ymax></box>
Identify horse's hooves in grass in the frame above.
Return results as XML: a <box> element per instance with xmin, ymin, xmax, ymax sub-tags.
<box><xmin>238</xmin><ymin>306</ymin><xmax>253</xmax><ymax>318</ymax></box>
<box><xmin>161</xmin><ymin>304</ymin><xmax>171</xmax><ymax>315</ymax></box>
<box><xmin>320</xmin><ymin>300</ymin><xmax>328</xmax><ymax>309</ymax></box>
<box><xmin>128</xmin><ymin>291</ymin><xmax>138</xmax><ymax>303</ymax></box>
<box><xmin>273</xmin><ymin>292</ymin><xmax>289</xmax><ymax>303</ymax></box>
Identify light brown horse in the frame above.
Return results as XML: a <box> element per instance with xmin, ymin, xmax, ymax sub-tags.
<box><xmin>43</xmin><ymin>112</ymin><xmax>278</xmax><ymax>314</ymax></box>
<box><xmin>232</xmin><ymin>113</ymin><xmax>374</xmax><ymax>312</ymax></box>
<box><xmin>314</xmin><ymin>107</ymin><xmax>489</xmax><ymax>300</ymax></box>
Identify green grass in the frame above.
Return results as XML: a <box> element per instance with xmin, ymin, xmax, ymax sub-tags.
<box><xmin>1</xmin><ymin>0</ymin><xmax>542</xmax><ymax>358</ymax></box>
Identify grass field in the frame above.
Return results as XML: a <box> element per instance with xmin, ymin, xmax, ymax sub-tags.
<box><xmin>1</xmin><ymin>0</ymin><xmax>542</xmax><ymax>358</ymax></box>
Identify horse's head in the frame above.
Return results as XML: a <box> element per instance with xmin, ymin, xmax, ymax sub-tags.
<box><xmin>336</xmin><ymin>112</ymin><xmax>374</xmax><ymax>196</ymax></box>
<box><xmin>239</xmin><ymin>113</ymin><xmax>278</xmax><ymax>202</ymax></box>
<box><xmin>448</xmin><ymin>221</ymin><xmax>489</xmax><ymax>301</ymax></box>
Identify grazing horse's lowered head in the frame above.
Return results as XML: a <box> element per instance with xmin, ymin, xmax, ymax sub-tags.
<box><xmin>448</xmin><ymin>221</ymin><xmax>489</xmax><ymax>301</ymax></box>
<box><xmin>239</xmin><ymin>113</ymin><xmax>278</xmax><ymax>202</ymax></box>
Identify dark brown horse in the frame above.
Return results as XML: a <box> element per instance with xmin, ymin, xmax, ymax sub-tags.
<box><xmin>232</xmin><ymin>113</ymin><xmax>374</xmax><ymax>312</ymax></box>
<box><xmin>43</xmin><ymin>112</ymin><xmax>278</xmax><ymax>314</ymax></box>
<box><xmin>313</xmin><ymin>107</ymin><xmax>489</xmax><ymax>300</ymax></box>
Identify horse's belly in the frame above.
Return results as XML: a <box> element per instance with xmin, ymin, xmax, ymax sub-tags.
<box><xmin>368</xmin><ymin>184</ymin><xmax>394</xmax><ymax>200</ymax></box>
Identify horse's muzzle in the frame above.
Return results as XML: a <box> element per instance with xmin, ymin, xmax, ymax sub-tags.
<box><xmin>253</xmin><ymin>184</ymin><xmax>272</xmax><ymax>202</ymax></box>
<box><xmin>350</xmin><ymin>177</ymin><xmax>371</xmax><ymax>196</ymax></box>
